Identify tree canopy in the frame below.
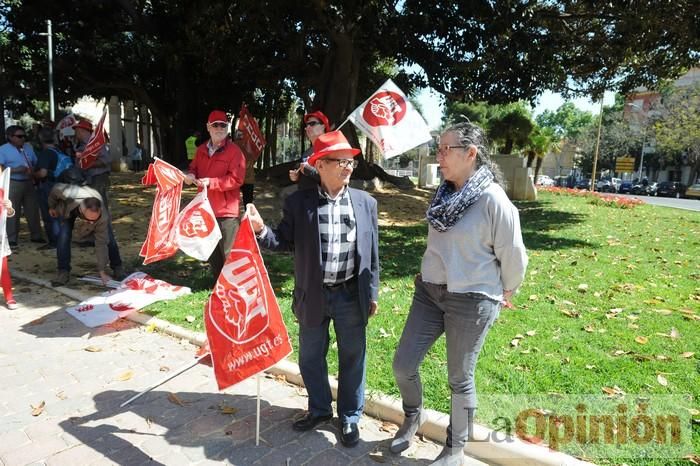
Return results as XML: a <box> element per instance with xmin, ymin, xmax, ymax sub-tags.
<box><xmin>1</xmin><ymin>0</ymin><xmax>698</xmax><ymax>168</ymax></box>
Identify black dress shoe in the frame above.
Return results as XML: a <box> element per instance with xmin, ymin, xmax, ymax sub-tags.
<box><xmin>30</xmin><ymin>238</ymin><xmax>46</xmax><ymax>244</ymax></box>
<box><xmin>340</xmin><ymin>422</ymin><xmax>359</xmax><ymax>447</ymax></box>
<box><xmin>292</xmin><ymin>412</ymin><xmax>333</xmax><ymax>431</ymax></box>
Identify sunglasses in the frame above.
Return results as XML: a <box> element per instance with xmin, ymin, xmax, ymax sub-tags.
<box><xmin>209</xmin><ymin>122</ymin><xmax>228</xmax><ymax>128</ymax></box>
<box><xmin>12</xmin><ymin>134</ymin><xmax>27</xmax><ymax>139</ymax></box>
<box><xmin>304</xmin><ymin>121</ymin><xmax>322</xmax><ymax>128</ymax></box>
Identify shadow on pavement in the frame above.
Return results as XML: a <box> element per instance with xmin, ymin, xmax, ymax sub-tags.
<box><xmin>19</xmin><ymin>306</ymin><xmax>138</xmax><ymax>340</ymax></box>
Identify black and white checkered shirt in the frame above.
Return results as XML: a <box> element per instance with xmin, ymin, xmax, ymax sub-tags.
<box><xmin>318</xmin><ymin>186</ymin><xmax>356</xmax><ymax>285</ymax></box>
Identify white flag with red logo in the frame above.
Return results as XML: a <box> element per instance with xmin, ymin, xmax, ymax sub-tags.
<box><xmin>76</xmin><ymin>110</ymin><xmax>108</xmax><ymax>169</ymax></box>
<box><xmin>172</xmin><ymin>186</ymin><xmax>221</xmax><ymax>261</ymax></box>
<box><xmin>0</xmin><ymin>168</ymin><xmax>10</xmax><ymax>262</ymax></box>
<box><xmin>65</xmin><ymin>272</ymin><xmax>191</xmax><ymax>327</ymax></box>
<box><xmin>347</xmin><ymin>79</ymin><xmax>432</xmax><ymax>159</ymax></box>
<box><xmin>237</xmin><ymin>104</ymin><xmax>266</xmax><ymax>161</ymax></box>
<box><xmin>140</xmin><ymin>158</ymin><xmax>184</xmax><ymax>264</ymax></box>
<box><xmin>204</xmin><ymin>217</ymin><xmax>292</xmax><ymax>390</ymax></box>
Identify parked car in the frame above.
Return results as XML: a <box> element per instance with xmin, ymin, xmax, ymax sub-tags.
<box><xmin>685</xmin><ymin>183</ymin><xmax>700</xmax><ymax>200</ymax></box>
<box><xmin>618</xmin><ymin>180</ymin><xmax>634</xmax><ymax>194</ymax></box>
<box><xmin>656</xmin><ymin>181</ymin><xmax>687</xmax><ymax>198</ymax></box>
<box><xmin>536</xmin><ymin>175</ymin><xmax>555</xmax><ymax>187</ymax></box>
<box><xmin>597</xmin><ymin>177</ymin><xmax>621</xmax><ymax>193</ymax></box>
<box><xmin>575</xmin><ymin>178</ymin><xmax>591</xmax><ymax>190</ymax></box>
<box><xmin>631</xmin><ymin>182</ymin><xmax>657</xmax><ymax>196</ymax></box>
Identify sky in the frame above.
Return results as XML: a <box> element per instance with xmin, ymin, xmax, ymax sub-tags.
<box><xmin>415</xmin><ymin>87</ymin><xmax>616</xmax><ymax>131</ymax></box>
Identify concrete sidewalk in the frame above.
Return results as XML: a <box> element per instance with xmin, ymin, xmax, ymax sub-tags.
<box><xmin>0</xmin><ymin>280</ymin><xmax>490</xmax><ymax>466</ymax></box>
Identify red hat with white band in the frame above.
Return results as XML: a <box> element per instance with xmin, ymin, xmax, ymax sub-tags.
<box><xmin>307</xmin><ymin>130</ymin><xmax>361</xmax><ymax>166</ymax></box>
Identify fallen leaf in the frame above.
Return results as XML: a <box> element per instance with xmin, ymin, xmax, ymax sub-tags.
<box><xmin>185</xmin><ymin>315</ymin><xmax>196</xmax><ymax>323</ymax></box>
<box><xmin>378</xmin><ymin>328</ymin><xmax>390</xmax><ymax>338</ymax></box>
<box><xmin>145</xmin><ymin>323</ymin><xmax>157</xmax><ymax>333</ymax></box>
<box><xmin>654</xmin><ymin>309</ymin><xmax>673</xmax><ymax>316</ymax></box>
<box><xmin>84</xmin><ymin>346</ymin><xmax>102</xmax><ymax>352</ymax></box>
<box><xmin>167</xmin><ymin>393</ymin><xmax>189</xmax><ymax>406</ymax></box>
<box><xmin>146</xmin><ymin>417</ymin><xmax>153</xmax><ymax>428</ymax></box>
<box><xmin>514</xmin><ymin>334</ymin><xmax>525</xmax><ymax>339</ymax></box>
<box><xmin>577</xmin><ymin>284</ymin><xmax>589</xmax><ymax>292</ymax></box>
<box><xmin>584</xmin><ymin>325</ymin><xmax>595</xmax><ymax>333</ymax></box>
<box><xmin>55</xmin><ymin>391</ymin><xmax>67</xmax><ymax>400</ymax></box>
<box><xmin>115</xmin><ymin>370</ymin><xmax>134</xmax><ymax>381</ymax></box>
<box><xmin>656</xmin><ymin>355</ymin><xmax>669</xmax><ymax>361</ymax></box>
<box><xmin>657</xmin><ymin>374</ymin><xmax>668</xmax><ymax>386</ymax></box>
<box><xmin>525</xmin><ymin>330</ymin><xmax>536</xmax><ymax>337</ymax></box>
<box><xmin>683</xmin><ymin>454</ymin><xmax>700</xmax><ymax>465</ymax></box>
<box><xmin>680</xmin><ymin>352</ymin><xmax>695</xmax><ymax>358</ymax></box>
<box><xmin>369</xmin><ymin>453</ymin><xmax>387</xmax><ymax>463</ymax></box>
<box><xmin>529</xmin><ymin>294</ymin><xmax>538</xmax><ymax>301</ymax></box>
<box><xmin>635</xmin><ymin>336</ymin><xmax>649</xmax><ymax>345</ymax></box>
<box><xmin>510</xmin><ymin>339</ymin><xmax>520</xmax><ymax>347</ymax></box>
<box><xmin>585</xmin><ymin>364</ymin><xmax>596</xmax><ymax>370</ymax></box>
<box><xmin>670</xmin><ymin>327</ymin><xmax>680</xmax><ymax>339</ymax></box>
<box><xmin>31</xmin><ymin>401</ymin><xmax>46</xmax><ymax>416</ymax></box>
<box><xmin>612</xmin><ymin>350</ymin><xmax>629</xmax><ymax>356</ymax></box>
<box><xmin>159</xmin><ymin>366</ymin><xmax>170</xmax><ymax>372</ymax></box>
<box><xmin>28</xmin><ymin>316</ymin><xmax>48</xmax><ymax>326</ymax></box>
<box><xmin>560</xmin><ymin>309</ymin><xmax>580</xmax><ymax>318</ymax></box>
<box><xmin>219</xmin><ymin>404</ymin><xmax>238</xmax><ymax>415</ymax></box>
<box><xmin>378</xmin><ymin>421</ymin><xmax>396</xmax><ymax>433</ymax></box>
<box><xmin>688</xmin><ymin>408</ymin><xmax>700</xmax><ymax>416</ymax></box>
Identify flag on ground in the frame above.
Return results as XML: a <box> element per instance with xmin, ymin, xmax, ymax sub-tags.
<box><xmin>204</xmin><ymin>217</ymin><xmax>292</xmax><ymax>390</ymax></box>
<box><xmin>347</xmin><ymin>78</ymin><xmax>432</xmax><ymax>158</ymax></box>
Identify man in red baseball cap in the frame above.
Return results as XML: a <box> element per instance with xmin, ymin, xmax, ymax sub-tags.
<box><xmin>184</xmin><ymin>110</ymin><xmax>246</xmax><ymax>279</ymax></box>
<box><xmin>246</xmin><ymin>130</ymin><xmax>378</xmax><ymax>448</ymax></box>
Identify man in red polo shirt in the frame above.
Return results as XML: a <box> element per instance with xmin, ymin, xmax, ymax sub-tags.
<box><xmin>184</xmin><ymin>110</ymin><xmax>245</xmax><ymax>279</ymax></box>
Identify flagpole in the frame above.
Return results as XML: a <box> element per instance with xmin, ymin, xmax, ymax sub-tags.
<box><xmin>336</xmin><ymin>117</ymin><xmax>350</xmax><ymax>131</ymax></box>
<box><xmin>119</xmin><ymin>354</ymin><xmax>209</xmax><ymax>408</ymax></box>
<box><xmin>256</xmin><ymin>372</ymin><xmax>261</xmax><ymax>446</ymax></box>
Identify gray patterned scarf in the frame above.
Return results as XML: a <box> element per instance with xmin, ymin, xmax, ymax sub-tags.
<box><xmin>426</xmin><ymin>165</ymin><xmax>494</xmax><ymax>232</ymax></box>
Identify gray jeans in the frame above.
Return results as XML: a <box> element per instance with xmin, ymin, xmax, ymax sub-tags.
<box><xmin>393</xmin><ymin>275</ymin><xmax>500</xmax><ymax>417</ymax></box>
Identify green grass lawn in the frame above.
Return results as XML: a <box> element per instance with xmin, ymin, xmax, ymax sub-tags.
<box><xmin>142</xmin><ymin>191</ymin><xmax>699</xmax><ymax>464</ymax></box>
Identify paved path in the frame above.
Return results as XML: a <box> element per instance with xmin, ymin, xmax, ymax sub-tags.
<box><xmin>0</xmin><ymin>280</ymin><xmax>488</xmax><ymax>466</ymax></box>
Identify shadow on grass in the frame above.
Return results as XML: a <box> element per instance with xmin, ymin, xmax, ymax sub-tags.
<box><xmin>515</xmin><ymin>199</ymin><xmax>594</xmax><ymax>251</ymax></box>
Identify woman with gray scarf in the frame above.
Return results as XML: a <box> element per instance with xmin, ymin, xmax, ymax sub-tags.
<box><xmin>391</xmin><ymin>122</ymin><xmax>528</xmax><ymax>465</ymax></box>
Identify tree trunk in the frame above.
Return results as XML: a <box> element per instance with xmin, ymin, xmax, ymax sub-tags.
<box><xmin>534</xmin><ymin>155</ymin><xmax>544</xmax><ymax>180</ymax></box>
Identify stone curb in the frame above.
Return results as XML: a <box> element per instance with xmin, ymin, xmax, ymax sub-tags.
<box><xmin>14</xmin><ymin>269</ymin><xmax>594</xmax><ymax>466</ymax></box>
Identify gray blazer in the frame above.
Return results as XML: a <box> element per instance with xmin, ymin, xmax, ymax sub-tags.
<box><xmin>258</xmin><ymin>187</ymin><xmax>379</xmax><ymax>327</ymax></box>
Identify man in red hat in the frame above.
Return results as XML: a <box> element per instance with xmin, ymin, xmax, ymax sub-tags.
<box><xmin>184</xmin><ymin>110</ymin><xmax>245</xmax><ymax>279</ymax></box>
<box><xmin>288</xmin><ymin>110</ymin><xmax>330</xmax><ymax>190</ymax></box>
<box><xmin>247</xmin><ymin>130</ymin><xmax>379</xmax><ymax>448</ymax></box>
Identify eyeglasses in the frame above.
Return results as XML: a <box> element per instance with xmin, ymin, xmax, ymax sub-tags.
<box><xmin>12</xmin><ymin>134</ymin><xmax>26</xmax><ymax>139</ymax></box>
<box><xmin>304</xmin><ymin>121</ymin><xmax>322</xmax><ymax>128</ymax></box>
<box><xmin>324</xmin><ymin>158</ymin><xmax>358</xmax><ymax>169</ymax></box>
<box><xmin>437</xmin><ymin>144</ymin><xmax>467</xmax><ymax>153</ymax></box>
<box><xmin>209</xmin><ymin>122</ymin><xmax>228</xmax><ymax>128</ymax></box>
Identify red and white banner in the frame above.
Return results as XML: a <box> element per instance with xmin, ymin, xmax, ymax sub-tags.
<box><xmin>172</xmin><ymin>186</ymin><xmax>221</xmax><ymax>261</ymax></box>
<box><xmin>237</xmin><ymin>104</ymin><xmax>266</xmax><ymax>161</ymax></box>
<box><xmin>140</xmin><ymin>158</ymin><xmax>184</xmax><ymax>264</ymax></box>
<box><xmin>204</xmin><ymin>217</ymin><xmax>292</xmax><ymax>390</ymax></box>
<box><xmin>65</xmin><ymin>272</ymin><xmax>191</xmax><ymax>328</ymax></box>
<box><xmin>0</xmin><ymin>168</ymin><xmax>10</xmax><ymax>263</ymax></box>
<box><xmin>56</xmin><ymin>113</ymin><xmax>77</xmax><ymax>138</ymax></box>
<box><xmin>347</xmin><ymin>78</ymin><xmax>432</xmax><ymax>158</ymax></box>
<box><xmin>76</xmin><ymin>110</ymin><xmax>108</xmax><ymax>169</ymax></box>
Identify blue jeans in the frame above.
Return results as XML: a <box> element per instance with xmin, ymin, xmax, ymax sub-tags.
<box><xmin>393</xmin><ymin>276</ymin><xmax>500</xmax><ymax>445</ymax></box>
<box><xmin>56</xmin><ymin>212</ymin><xmax>122</xmax><ymax>273</ymax></box>
<box><xmin>298</xmin><ymin>280</ymin><xmax>367</xmax><ymax>424</ymax></box>
<box><xmin>38</xmin><ymin>182</ymin><xmax>58</xmax><ymax>245</ymax></box>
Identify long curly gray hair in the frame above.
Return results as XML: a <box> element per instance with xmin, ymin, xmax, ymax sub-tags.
<box><xmin>443</xmin><ymin>122</ymin><xmax>504</xmax><ymax>186</ymax></box>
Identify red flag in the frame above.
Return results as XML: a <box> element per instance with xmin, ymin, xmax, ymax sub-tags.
<box><xmin>140</xmin><ymin>159</ymin><xmax>185</xmax><ymax>264</ymax></box>
<box><xmin>76</xmin><ymin>110</ymin><xmax>108</xmax><ymax>169</ymax></box>
<box><xmin>237</xmin><ymin>104</ymin><xmax>266</xmax><ymax>161</ymax></box>
<box><xmin>204</xmin><ymin>217</ymin><xmax>292</xmax><ymax>390</ymax></box>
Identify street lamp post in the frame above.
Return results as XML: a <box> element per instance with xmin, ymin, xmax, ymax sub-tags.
<box><xmin>39</xmin><ymin>20</ymin><xmax>55</xmax><ymax>122</ymax></box>
<box><xmin>591</xmin><ymin>98</ymin><xmax>604</xmax><ymax>192</ymax></box>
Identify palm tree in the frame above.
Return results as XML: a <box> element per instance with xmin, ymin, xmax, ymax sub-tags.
<box><xmin>525</xmin><ymin>125</ymin><xmax>561</xmax><ymax>181</ymax></box>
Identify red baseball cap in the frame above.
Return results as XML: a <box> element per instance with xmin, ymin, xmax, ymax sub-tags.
<box><xmin>72</xmin><ymin>120</ymin><xmax>93</xmax><ymax>132</ymax></box>
<box><xmin>303</xmin><ymin>111</ymin><xmax>330</xmax><ymax>132</ymax></box>
<box><xmin>207</xmin><ymin>110</ymin><xmax>228</xmax><ymax>124</ymax></box>
<box><xmin>307</xmin><ymin>131</ymin><xmax>361</xmax><ymax>166</ymax></box>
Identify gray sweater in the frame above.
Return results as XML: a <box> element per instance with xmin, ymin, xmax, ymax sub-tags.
<box><xmin>421</xmin><ymin>183</ymin><xmax>528</xmax><ymax>301</ymax></box>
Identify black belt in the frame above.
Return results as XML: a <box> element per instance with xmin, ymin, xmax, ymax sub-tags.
<box><xmin>323</xmin><ymin>277</ymin><xmax>357</xmax><ymax>291</ymax></box>
<box><xmin>10</xmin><ymin>178</ymin><xmax>29</xmax><ymax>182</ymax></box>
